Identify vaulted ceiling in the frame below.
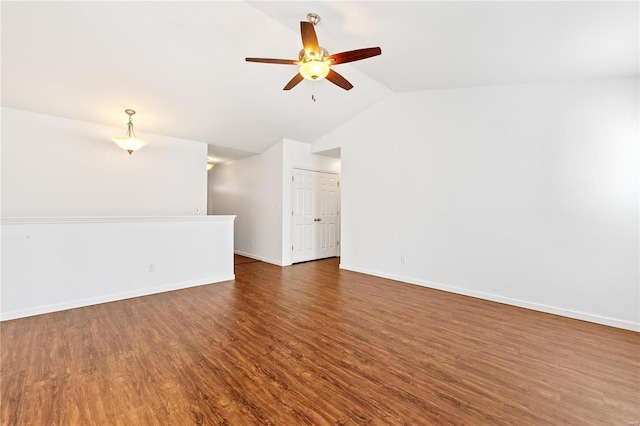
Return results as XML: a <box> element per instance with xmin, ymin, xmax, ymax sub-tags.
<box><xmin>2</xmin><ymin>1</ymin><xmax>637</xmax><ymax>162</ymax></box>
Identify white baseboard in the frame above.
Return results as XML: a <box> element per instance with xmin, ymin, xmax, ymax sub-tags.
<box><xmin>234</xmin><ymin>250</ymin><xmax>288</xmax><ymax>267</ymax></box>
<box><xmin>339</xmin><ymin>264</ymin><xmax>639</xmax><ymax>332</ymax></box>
<box><xmin>0</xmin><ymin>274</ymin><xmax>235</xmax><ymax>322</ymax></box>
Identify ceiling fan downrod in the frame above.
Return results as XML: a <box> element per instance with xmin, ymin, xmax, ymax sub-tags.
<box><xmin>307</xmin><ymin>13</ymin><xmax>321</xmax><ymax>26</ymax></box>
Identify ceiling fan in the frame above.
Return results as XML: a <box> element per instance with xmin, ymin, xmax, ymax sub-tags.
<box><xmin>246</xmin><ymin>13</ymin><xmax>381</xmax><ymax>91</ymax></box>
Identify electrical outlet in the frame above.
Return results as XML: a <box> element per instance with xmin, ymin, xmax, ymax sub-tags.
<box><xmin>250</xmin><ymin>239</ymin><xmax>254</xmax><ymax>246</ymax></box>
<box><xmin>401</xmin><ymin>256</ymin><xmax>406</xmax><ymax>264</ymax></box>
<box><xmin>148</xmin><ymin>263</ymin><xmax>155</xmax><ymax>272</ymax></box>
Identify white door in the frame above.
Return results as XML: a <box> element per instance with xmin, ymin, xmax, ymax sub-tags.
<box><xmin>292</xmin><ymin>169</ymin><xmax>339</xmax><ymax>263</ymax></box>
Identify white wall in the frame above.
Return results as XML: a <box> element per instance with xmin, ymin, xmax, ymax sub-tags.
<box><xmin>1</xmin><ymin>216</ymin><xmax>235</xmax><ymax>320</ymax></box>
<box><xmin>208</xmin><ymin>154</ymin><xmax>260</xmax><ymax>254</ymax></box>
<box><xmin>210</xmin><ymin>141</ymin><xmax>284</xmax><ymax>265</ymax></box>
<box><xmin>256</xmin><ymin>141</ymin><xmax>285</xmax><ymax>263</ymax></box>
<box><xmin>209</xmin><ymin>138</ymin><xmax>341</xmax><ymax>266</ymax></box>
<box><xmin>314</xmin><ymin>78</ymin><xmax>639</xmax><ymax>331</ymax></box>
<box><xmin>1</xmin><ymin>108</ymin><xmax>207</xmax><ymax>216</ymax></box>
<box><xmin>0</xmin><ymin>109</ymin><xmax>235</xmax><ymax>320</ymax></box>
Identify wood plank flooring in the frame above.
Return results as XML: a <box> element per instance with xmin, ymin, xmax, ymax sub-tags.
<box><xmin>1</xmin><ymin>257</ymin><xmax>639</xmax><ymax>424</ymax></box>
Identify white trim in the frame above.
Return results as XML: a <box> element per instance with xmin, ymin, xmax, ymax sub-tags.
<box><xmin>339</xmin><ymin>264</ymin><xmax>640</xmax><ymax>332</ymax></box>
<box><xmin>290</xmin><ymin>164</ymin><xmax>340</xmax><ymax>176</ymax></box>
<box><xmin>234</xmin><ymin>250</ymin><xmax>291</xmax><ymax>267</ymax></box>
<box><xmin>1</xmin><ymin>215</ymin><xmax>236</xmax><ymax>225</ymax></box>
<box><xmin>0</xmin><ymin>274</ymin><xmax>235</xmax><ymax>321</ymax></box>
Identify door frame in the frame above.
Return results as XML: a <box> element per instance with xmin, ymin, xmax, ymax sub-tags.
<box><xmin>285</xmin><ymin>166</ymin><xmax>341</xmax><ymax>265</ymax></box>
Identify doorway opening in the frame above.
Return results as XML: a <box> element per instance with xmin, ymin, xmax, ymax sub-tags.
<box><xmin>291</xmin><ymin>168</ymin><xmax>340</xmax><ymax>264</ymax></box>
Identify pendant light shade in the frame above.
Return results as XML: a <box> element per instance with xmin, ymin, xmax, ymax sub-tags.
<box><xmin>112</xmin><ymin>109</ymin><xmax>148</xmax><ymax>154</ymax></box>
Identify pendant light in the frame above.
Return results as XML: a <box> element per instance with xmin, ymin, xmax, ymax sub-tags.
<box><xmin>112</xmin><ymin>109</ymin><xmax>148</xmax><ymax>155</ymax></box>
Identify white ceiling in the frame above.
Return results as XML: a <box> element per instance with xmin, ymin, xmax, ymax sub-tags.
<box><xmin>2</xmin><ymin>1</ymin><xmax>637</xmax><ymax>163</ymax></box>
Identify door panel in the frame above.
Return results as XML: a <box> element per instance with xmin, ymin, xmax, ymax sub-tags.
<box><xmin>327</xmin><ymin>223</ymin><xmax>336</xmax><ymax>249</ymax></box>
<box><xmin>319</xmin><ymin>223</ymin><xmax>327</xmax><ymax>250</ymax></box>
<box><xmin>305</xmin><ymin>225</ymin><xmax>314</xmax><ymax>251</ymax></box>
<box><xmin>316</xmin><ymin>172</ymin><xmax>338</xmax><ymax>260</ymax></box>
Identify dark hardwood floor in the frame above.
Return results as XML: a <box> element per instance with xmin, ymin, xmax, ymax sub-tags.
<box><xmin>1</xmin><ymin>257</ymin><xmax>639</xmax><ymax>425</ymax></box>
<box><xmin>234</xmin><ymin>254</ymin><xmax>260</xmax><ymax>265</ymax></box>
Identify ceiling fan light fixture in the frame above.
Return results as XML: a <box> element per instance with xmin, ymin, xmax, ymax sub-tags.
<box><xmin>245</xmin><ymin>13</ymin><xmax>380</xmax><ymax>91</ymax></box>
<box><xmin>299</xmin><ymin>60</ymin><xmax>330</xmax><ymax>81</ymax></box>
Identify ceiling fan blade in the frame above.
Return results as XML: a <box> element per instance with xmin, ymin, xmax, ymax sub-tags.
<box><xmin>327</xmin><ymin>47</ymin><xmax>382</xmax><ymax>65</ymax></box>
<box><xmin>300</xmin><ymin>21</ymin><xmax>319</xmax><ymax>54</ymax></box>
<box><xmin>283</xmin><ymin>73</ymin><xmax>304</xmax><ymax>90</ymax></box>
<box><xmin>326</xmin><ymin>69</ymin><xmax>353</xmax><ymax>91</ymax></box>
<box><xmin>246</xmin><ymin>58</ymin><xmax>298</xmax><ymax>65</ymax></box>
